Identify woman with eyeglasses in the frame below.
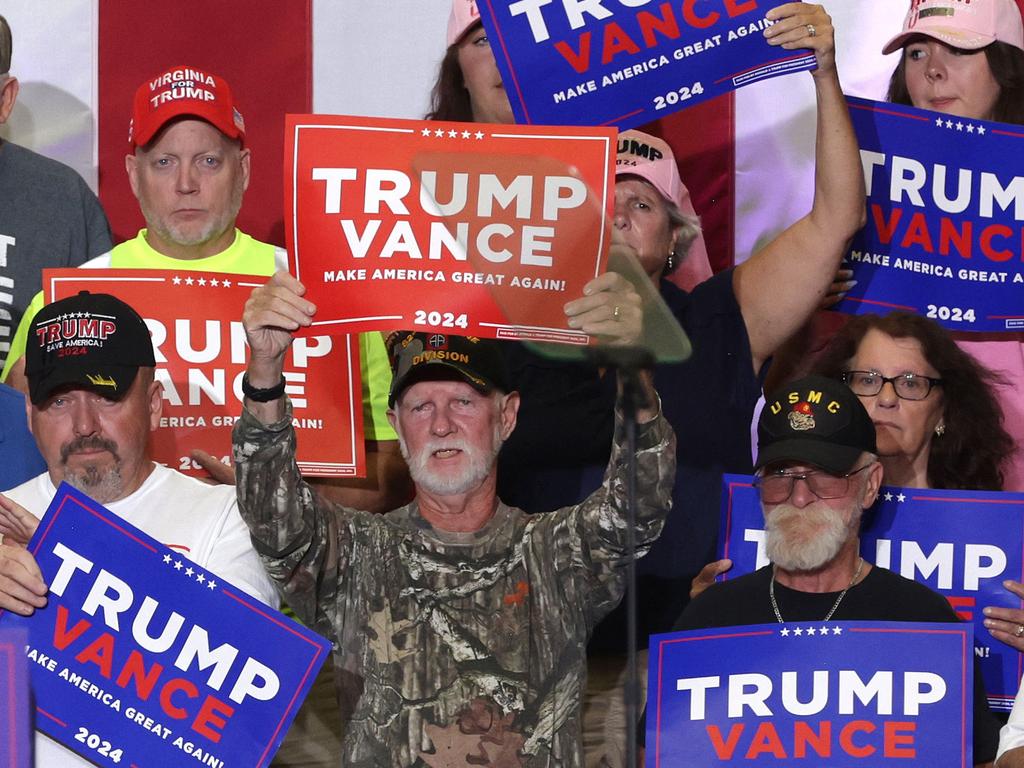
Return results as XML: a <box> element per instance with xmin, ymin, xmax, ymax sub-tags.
<box><xmin>814</xmin><ymin>312</ymin><xmax>1011</xmax><ymax>491</ymax></box>
<box><xmin>814</xmin><ymin>312</ymin><xmax>1024</xmax><ymax>768</ymax></box>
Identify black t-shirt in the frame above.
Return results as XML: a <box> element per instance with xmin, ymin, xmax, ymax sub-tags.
<box><xmin>645</xmin><ymin>565</ymin><xmax>999</xmax><ymax>761</ymax></box>
<box><xmin>498</xmin><ymin>269</ymin><xmax>763</xmax><ymax>647</ymax></box>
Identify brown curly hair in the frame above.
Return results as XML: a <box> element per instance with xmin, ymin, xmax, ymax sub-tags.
<box><xmin>814</xmin><ymin>313</ymin><xmax>1012</xmax><ymax>490</ymax></box>
<box><xmin>887</xmin><ymin>40</ymin><xmax>1024</xmax><ymax>125</ymax></box>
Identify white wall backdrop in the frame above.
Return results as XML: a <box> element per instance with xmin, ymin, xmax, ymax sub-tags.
<box><xmin>312</xmin><ymin>0</ymin><xmax>448</xmax><ymax>119</ymax></box>
<box><xmin>733</xmin><ymin>0</ymin><xmax>907</xmax><ymax>262</ymax></box>
<box><xmin>1</xmin><ymin>0</ymin><xmax>98</xmax><ymax>188</ymax></box>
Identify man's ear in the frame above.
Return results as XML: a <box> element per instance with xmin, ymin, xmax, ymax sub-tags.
<box><xmin>238</xmin><ymin>147</ymin><xmax>251</xmax><ymax>192</ymax></box>
<box><xmin>861</xmin><ymin>460</ymin><xmax>885</xmax><ymax>508</ymax></box>
<box><xmin>0</xmin><ymin>76</ymin><xmax>20</xmax><ymax>124</ymax></box>
<box><xmin>498</xmin><ymin>391</ymin><xmax>520</xmax><ymax>440</ymax></box>
<box><xmin>125</xmin><ymin>152</ymin><xmax>141</xmax><ymax>199</ymax></box>
<box><xmin>24</xmin><ymin>389</ymin><xmax>34</xmax><ymax>437</ymax></box>
<box><xmin>147</xmin><ymin>376</ymin><xmax>164</xmax><ymax>432</ymax></box>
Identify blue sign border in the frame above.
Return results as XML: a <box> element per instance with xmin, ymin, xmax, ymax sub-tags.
<box><xmin>0</xmin><ymin>483</ymin><xmax>330</xmax><ymax>767</ymax></box>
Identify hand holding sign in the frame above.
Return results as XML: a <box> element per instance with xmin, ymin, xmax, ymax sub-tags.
<box><xmin>765</xmin><ymin>3</ymin><xmax>834</xmax><ymax>76</ymax></box>
<box><xmin>243</xmin><ymin>271</ymin><xmax>316</xmax><ymax>380</ymax></box>
<box><xmin>985</xmin><ymin>580</ymin><xmax>1024</xmax><ymax>653</ymax></box>
<box><xmin>564</xmin><ymin>240</ymin><xmax>643</xmax><ymax>345</ymax></box>
<box><xmin>0</xmin><ymin>494</ymin><xmax>46</xmax><ymax>616</ymax></box>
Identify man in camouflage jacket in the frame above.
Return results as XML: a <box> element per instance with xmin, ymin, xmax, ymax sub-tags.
<box><xmin>233</xmin><ymin>271</ymin><xmax>675</xmax><ymax>767</ymax></box>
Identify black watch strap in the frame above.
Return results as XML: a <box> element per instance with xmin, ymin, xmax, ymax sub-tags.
<box><xmin>242</xmin><ymin>373</ymin><xmax>287</xmax><ymax>403</ymax></box>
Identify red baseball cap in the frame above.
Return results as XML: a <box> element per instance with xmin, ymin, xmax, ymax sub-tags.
<box><xmin>129</xmin><ymin>65</ymin><xmax>245</xmax><ymax>148</ymax></box>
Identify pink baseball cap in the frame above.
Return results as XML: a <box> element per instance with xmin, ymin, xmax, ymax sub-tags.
<box><xmin>882</xmin><ymin>0</ymin><xmax>1024</xmax><ymax>54</ymax></box>
<box><xmin>615</xmin><ymin>130</ymin><xmax>690</xmax><ymax>211</ymax></box>
<box><xmin>129</xmin><ymin>65</ymin><xmax>246</xmax><ymax>148</ymax></box>
<box><xmin>447</xmin><ymin>0</ymin><xmax>482</xmax><ymax>46</ymax></box>
<box><xmin>616</xmin><ymin>129</ymin><xmax>712</xmax><ymax>286</ymax></box>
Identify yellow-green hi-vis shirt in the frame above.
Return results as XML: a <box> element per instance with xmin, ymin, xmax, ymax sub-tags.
<box><xmin>3</xmin><ymin>229</ymin><xmax>395</xmax><ymax>440</ymax></box>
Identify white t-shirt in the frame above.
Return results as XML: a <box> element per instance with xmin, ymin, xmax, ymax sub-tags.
<box><xmin>999</xmin><ymin>690</ymin><xmax>1024</xmax><ymax>764</ymax></box>
<box><xmin>3</xmin><ymin>464</ymin><xmax>279</xmax><ymax>768</ymax></box>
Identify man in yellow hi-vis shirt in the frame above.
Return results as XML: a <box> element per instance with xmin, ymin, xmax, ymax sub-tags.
<box><xmin>1</xmin><ymin>63</ymin><xmax>411</xmax><ymax>768</ymax></box>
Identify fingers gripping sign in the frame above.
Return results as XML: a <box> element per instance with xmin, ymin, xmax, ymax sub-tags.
<box><xmin>242</xmin><ymin>270</ymin><xmax>317</xmax><ymax>371</ymax></box>
<box><xmin>764</xmin><ymin>3</ymin><xmax>837</xmax><ymax>76</ymax></box>
<box><xmin>0</xmin><ymin>494</ymin><xmax>47</xmax><ymax>615</ymax></box>
<box><xmin>242</xmin><ymin>270</ymin><xmax>317</xmax><ymax>422</ymax></box>
<box><xmin>984</xmin><ymin>580</ymin><xmax>1024</xmax><ymax>652</ymax></box>
<box><xmin>564</xmin><ymin>231</ymin><xmax>644</xmax><ymax>346</ymax></box>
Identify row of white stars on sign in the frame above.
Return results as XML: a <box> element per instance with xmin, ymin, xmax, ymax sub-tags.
<box><xmin>162</xmin><ymin>553</ymin><xmax>218</xmax><ymax>590</ymax></box>
<box><xmin>171</xmin><ymin>276</ymin><xmax>232</xmax><ymax>288</ymax></box>
<box><xmin>935</xmin><ymin>116</ymin><xmax>987</xmax><ymax>134</ymax></box>
<box><xmin>883</xmin><ymin>492</ymin><xmax>907</xmax><ymax>503</ymax></box>
<box><xmin>780</xmin><ymin>626</ymin><xmax>843</xmax><ymax>636</ymax></box>
<box><xmin>422</xmin><ymin>127</ymin><xmax>487</xmax><ymax>140</ymax></box>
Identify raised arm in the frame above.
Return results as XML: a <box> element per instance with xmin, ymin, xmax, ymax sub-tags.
<box><xmin>232</xmin><ymin>271</ymin><xmax>346</xmax><ymax>628</ymax></box>
<box><xmin>733</xmin><ymin>3</ymin><xmax>866</xmax><ymax>372</ymax></box>
<box><xmin>551</xmin><ymin>369</ymin><xmax>675</xmax><ymax>627</ymax></box>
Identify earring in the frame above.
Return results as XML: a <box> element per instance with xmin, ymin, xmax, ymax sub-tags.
<box><xmin>934</xmin><ymin>423</ymin><xmax>945</xmax><ymax>437</ymax></box>
<box><xmin>665</xmin><ymin>250</ymin><xmax>676</xmax><ymax>273</ymax></box>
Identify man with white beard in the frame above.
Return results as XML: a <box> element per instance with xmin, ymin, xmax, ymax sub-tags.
<box><xmin>231</xmin><ymin>271</ymin><xmax>675</xmax><ymax>767</ymax></box>
<box><xmin>656</xmin><ymin>374</ymin><xmax>1000</xmax><ymax>764</ymax></box>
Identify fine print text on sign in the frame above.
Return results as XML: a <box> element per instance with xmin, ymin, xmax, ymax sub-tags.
<box><xmin>0</xmin><ymin>484</ymin><xmax>331</xmax><ymax>768</ymax></box>
<box><xmin>44</xmin><ymin>269</ymin><xmax>365</xmax><ymax>478</ymax></box>
<box><xmin>718</xmin><ymin>474</ymin><xmax>1024</xmax><ymax>712</ymax></box>
<box><xmin>837</xmin><ymin>97</ymin><xmax>1024</xmax><ymax>332</ymax></box>
<box><xmin>0</xmin><ymin>628</ymin><xmax>30</xmax><ymax>768</ymax></box>
<box><xmin>648</xmin><ymin>621</ymin><xmax>973</xmax><ymax>765</ymax></box>
<box><xmin>286</xmin><ymin>114</ymin><xmax>616</xmax><ymax>345</ymax></box>
<box><xmin>477</xmin><ymin>0</ymin><xmax>816</xmax><ymax>128</ymax></box>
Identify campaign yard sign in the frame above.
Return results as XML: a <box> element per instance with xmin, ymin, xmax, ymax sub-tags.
<box><xmin>648</xmin><ymin>621</ymin><xmax>973</xmax><ymax>766</ymax></box>
<box><xmin>0</xmin><ymin>483</ymin><xmax>331</xmax><ymax>768</ymax></box>
<box><xmin>476</xmin><ymin>0</ymin><xmax>816</xmax><ymax>128</ymax></box>
<box><xmin>286</xmin><ymin>114</ymin><xmax>616</xmax><ymax>345</ymax></box>
<box><xmin>718</xmin><ymin>475</ymin><xmax>1024</xmax><ymax>711</ymax></box>
<box><xmin>43</xmin><ymin>268</ymin><xmax>365</xmax><ymax>478</ymax></box>
<box><xmin>837</xmin><ymin>97</ymin><xmax>1024</xmax><ymax>332</ymax></box>
<box><xmin>0</xmin><ymin>628</ymin><xmax>30</xmax><ymax>768</ymax></box>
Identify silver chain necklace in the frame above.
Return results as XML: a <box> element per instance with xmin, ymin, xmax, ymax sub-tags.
<box><xmin>770</xmin><ymin>557</ymin><xmax>865</xmax><ymax>623</ymax></box>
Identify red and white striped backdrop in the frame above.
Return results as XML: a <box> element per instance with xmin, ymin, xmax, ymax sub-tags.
<box><xmin>6</xmin><ymin>1</ymin><xmax>1020</xmax><ymax>268</ymax></box>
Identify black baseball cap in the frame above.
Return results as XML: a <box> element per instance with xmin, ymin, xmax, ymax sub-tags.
<box><xmin>385</xmin><ymin>331</ymin><xmax>509</xmax><ymax>407</ymax></box>
<box><xmin>25</xmin><ymin>292</ymin><xmax>156</xmax><ymax>405</ymax></box>
<box><xmin>756</xmin><ymin>375</ymin><xmax>877</xmax><ymax>475</ymax></box>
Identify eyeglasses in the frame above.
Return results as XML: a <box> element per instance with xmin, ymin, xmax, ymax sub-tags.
<box><xmin>753</xmin><ymin>464</ymin><xmax>872</xmax><ymax>505</ymax></box>
<box><xmin>841</xmin><ymin>370</ymin><xmax>942</xmax><ymax>401</ymax></box>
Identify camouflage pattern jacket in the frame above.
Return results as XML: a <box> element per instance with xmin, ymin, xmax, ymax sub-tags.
<box><xmin>233</xmin><ymin>401</ymin><xmax>675</xmax><ymax>767</ymax></box>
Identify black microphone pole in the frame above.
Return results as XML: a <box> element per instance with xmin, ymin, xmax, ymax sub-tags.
<box><xmin>588</xmin><ymin>345</ymin><xmax>654</xmax><ymax>768</ymax></box>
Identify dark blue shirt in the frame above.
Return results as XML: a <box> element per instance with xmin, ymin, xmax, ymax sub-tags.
<box><xmin>0</xmin><ymin>383</ymin><xmax>46</xmax><ymax>491</ymax></box>
<box><xmin>498</xmin><ymin>269</ymin><xmax>764</xmax><ymax>646</ymax></box>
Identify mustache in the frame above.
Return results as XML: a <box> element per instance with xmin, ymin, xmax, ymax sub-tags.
<box><xmin>60</xmin><ymin>435</ymin><xmax>120</xmax><ymax>464</ymax></box>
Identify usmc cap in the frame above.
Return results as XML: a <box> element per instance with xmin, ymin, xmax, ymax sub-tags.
<box><xmin>756</xmin><ymin>375</ymin><xmax>877</xmax><ymax>475</ymax></box>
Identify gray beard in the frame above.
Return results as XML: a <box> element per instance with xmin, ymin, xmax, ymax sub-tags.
<box><xmin>63</xmin><ymin>464</ymin><xmax>125</xmax><ymax>504</ymax></box>
<box><xmin>398</xmin><ymin>426</ymin><xmax>503</xmax><ymax>497</ymax></box>
<box><xmin>764</xmin><ymin>501</ymin><xmax>859</xmax><ymax>573</ymax></box>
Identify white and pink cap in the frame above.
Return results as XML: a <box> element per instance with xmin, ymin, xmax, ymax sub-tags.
<box><xmin>447</xmin><ymin>0</ymin><xmax>482</xmax><ymax>46</ymax></box>
<box><xmin>882</xmin><ymin>0</ymin><xmax>1024</xmax><ymax>54</ymax></box>
<box><xmin>615</xmin><ymin>130</ymin><xmax>689</xmax><ymax>211</ymax></box>
<box><xmin>616</xmin><ymin>129</ymin><xmax>712</xmax><ymax>288</ymax></box>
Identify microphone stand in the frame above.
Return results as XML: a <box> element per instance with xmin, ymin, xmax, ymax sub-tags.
<box><xmin>589</xmin><ymin>346</ymin><xmax>654</xmax><ymax>768</ymax></box>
